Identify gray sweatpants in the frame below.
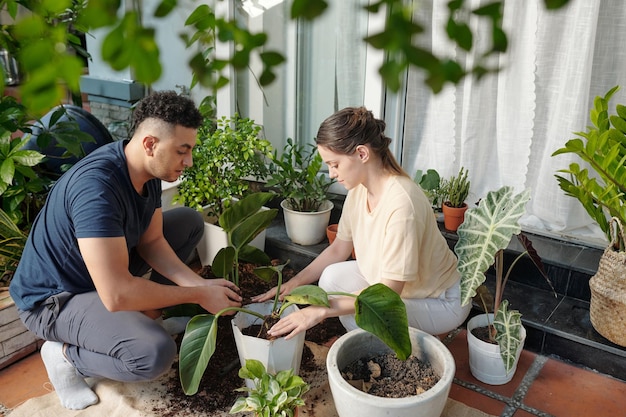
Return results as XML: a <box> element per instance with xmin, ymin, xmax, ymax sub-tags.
<box><xmin>18</xmin><ymin>206</ymin><xmax>203</xmax><ymax>381</ymax></box>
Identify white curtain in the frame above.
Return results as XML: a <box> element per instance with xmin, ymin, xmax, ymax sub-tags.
<box><xmin>401</xmin><ymin>0</ymin><xmax>626</xmax><ymax>247</ymax></box>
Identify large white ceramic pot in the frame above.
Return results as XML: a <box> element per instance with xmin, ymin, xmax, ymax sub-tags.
<box><xmin>232</xmin><ymin>301</ymin><xmax>305</xmax><ymax>389</ymax></box>
<box><xmin>466</xmin><ymin>313</ymin><xmax>526</xmax><ymax>385</ymax></box>
<box><xmin>281</xmin><ymin>199</ymin><xmax>333</xmax><ymax>245</ymax></box>
<box><xmin>326</xmin><ymin>327</ymin><xmax>455</xmax><ymax>417</ymax></box>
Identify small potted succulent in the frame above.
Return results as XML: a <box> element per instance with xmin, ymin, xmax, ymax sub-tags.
<box><xmin>229</xmin><ymin>359</ymin><xmax>309</xmax><ymax>417</ymax></box>
<box><xmin>266</xmin><ymin>138</ymin><xmax>335</xmax><ymax>245</ymax></box>
<box><xmin>441</xmin><ymin>166</ymin><xmax>470</xmax><ymax>231</ymax></box>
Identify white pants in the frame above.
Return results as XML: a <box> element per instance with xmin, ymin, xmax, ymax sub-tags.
<box><xmin>318</xmin><ymin>261</ymin><xmax>471</xmax><ymax>336</ymax></box>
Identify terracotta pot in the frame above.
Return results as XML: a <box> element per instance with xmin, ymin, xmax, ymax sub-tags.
<box><xmin>326</xmin><ymin>224</ymin><xmax>356</xmax><ymax>259</ymax></box>
<box><xmin>442</xmin><ymin>203</ymin><xmax>468</xmax><ymax>232</ymax></box>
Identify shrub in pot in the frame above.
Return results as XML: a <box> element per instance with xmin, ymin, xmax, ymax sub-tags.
<box><xmin>454</xmin><ymin>186</ymin><xmax>553</xmax><ymax>384</ymax></box>
<box><xmin>442</xmin><ymin>166</ymin><xmax>470</xmax><ymax>231</ymax></box>
<box><xmin>267</xmin><ymin>138</ymin><xmax>335</xmax><ymax>245</ymax></box>
<box><xmin>175</xmin><ymin>113</ymin><xmax>274</xmax><ymax>264</ymax></box>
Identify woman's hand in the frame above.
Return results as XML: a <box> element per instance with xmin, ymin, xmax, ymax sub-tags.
<box><xmin>252</xmin><ymin>279</ymin><xmax>298</xmax><ymax>303</ymax></box>
<box><xmin>267</xmin><ymin>306</ymin><xmax>328</xmax><ymax>339</ymax></box>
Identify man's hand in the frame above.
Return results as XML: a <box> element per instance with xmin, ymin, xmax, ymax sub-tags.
<box><xmin>197</xmin><ymin>279</ymin><xmax>242</xmax><ymax>315</ymax></box>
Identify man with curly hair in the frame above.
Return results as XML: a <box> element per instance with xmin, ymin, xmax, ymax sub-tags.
<box><xmin>9</xmin><ymin>90</ymin><xmax>242</xmax><ymax>410</ymax></box>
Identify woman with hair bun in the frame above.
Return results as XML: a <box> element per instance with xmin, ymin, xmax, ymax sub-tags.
<box><xmin>255</xmin><ymin>106</ymin><xmax>470</xmax><ymax>338</ymax></box>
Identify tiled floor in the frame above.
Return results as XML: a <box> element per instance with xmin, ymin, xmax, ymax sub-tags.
<box><xmin>1</xmin><ymin>328</ymin><xmax>626</xmax><ymax>416</ymax></box>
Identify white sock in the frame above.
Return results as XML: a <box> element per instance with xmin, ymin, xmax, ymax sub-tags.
<box><xmin>40</xmin><ymin>341</ymin><xmax>99</xmax><ymax>410</ymax></box>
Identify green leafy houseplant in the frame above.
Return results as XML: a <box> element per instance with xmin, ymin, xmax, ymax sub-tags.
<box><xmin>444</xmin><ymin>166</ymin><xmax>470</xmax><ymax>208</ymax></box>
<box><xmin>414</xmin><ymin>168</ymin><xmax>449</xmax><ymax>211</ymax></box>
<box><xmin>552</xmin><ymin>85</ymin><xmax>626</xmax><ymax>251</ymax></box>
<box><xmin>210</xmin><ymin>192</ymin><xmax>278</xmax><ymax>287</ymax></box>
<box><xmin>0</xmin><ymin>97</ymin><xmax>99</xmax><ymax>286</ymax></box>
<box><xmin>266</xmin><ymin>138</ymin><xmax>335</xmax><ymax>213</ymax></box>
<box><xmin>0</xmin><ymin>207</ymin><xmax>27</xmax><ymax>287</ymax></box>
<box><xmin>454</xmin><ymin>186</ymin><xmax>552</xmax><ymax>372</ymax></box>
<box><xmin>230</xmin><ymin>359</ymin><xmax>309</xmax><ymax>417</ymax></box>
<box><xmin>179</xmin><ymin>260</ymin><xmax>410</xmax><ymax>395</ymax></box>
<box><xmin>175</xmin><ymin>114</ymin><xmax>273</xmax><ymax>220</ymax></box>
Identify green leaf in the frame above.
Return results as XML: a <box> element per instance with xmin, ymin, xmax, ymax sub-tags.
<box><xmin>543</xmin><ymin>0</ymin><xmax>572</xmax><ymax>10</ymax></box>
<box><xmin>493</xmin><ymin>300</ymin><xmax>523</xmax><ymax>373</ymax></box>
<box><xmin>284</xmin><ymin>285</ymin><xmax>330</xmax><ymax>307</ymax></box>
<box><xmin>260</xmin><ymin>51</ymin><xmax>286</xmax><ymax>66</ymax></box>
<box><xmin>179</xmin><ymin>314</ymin><xmax>219</xmax><ymax>395</ymax></box>
<box><xmin>220</xmin><ymin>193</ymin><xmax>274</xmax><ymax>232</ymax></box>
<box><xmin>354</xmin><ymin>283</ymin><xmax>411</xmax><ymax>360</ymax></box>
<box><xmin>455</xmin><ymin>186</ymin><xmax>531</xmax><ymax>306</ymax></box>
<box><xmin>238</xmin><ymin>245</ymin><xmax>271</xmax><ymax>265</ymax></box>
<box><xmin>211</xmin><ymin>246</ymin><xmax>235</xmax><ymax>278</ymax></box>
<box><xmin>154</xmin><ymin>0</ymin><xmax>177</xmax><ymax>17</ymax></box>
<box><xmin>291</xmin><ymin>0</ymin><xmax>328</xmax><ymax>20</ymax></box>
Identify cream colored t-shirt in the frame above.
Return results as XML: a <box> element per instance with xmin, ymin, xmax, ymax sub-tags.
<box><xmin>336</xmin><ymin>175</ymin><xmax>460</xmax><ymax>299</ymax></box>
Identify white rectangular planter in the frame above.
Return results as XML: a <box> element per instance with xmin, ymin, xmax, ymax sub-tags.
<box><xmin>232</xmin><ymin>302</ymin><xmax>305</xmax><ymax>389</ymax></box>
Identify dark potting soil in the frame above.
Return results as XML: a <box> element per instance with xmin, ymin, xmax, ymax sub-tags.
<box><xmin>471</xmin><ymin>325</ymin><xmax>499</xmax><ymax>344</ymax></box>
<box><xmin>341</xmin><ymin>353</ymin><xmax>440</xmax><ymax>398</ymax></box>
<box><xmin>153</xmin><ymin>261</ymin><xmax>440</xmax><ymax>414</ymax></box>
<box><xmin>151</xmin><ymin>261</ymin><xmax>347</xmax><ymax>416</ymax></box>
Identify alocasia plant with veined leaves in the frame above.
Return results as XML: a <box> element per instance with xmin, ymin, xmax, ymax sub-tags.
<box><xmin>454</xmin><ymin>186</ymin><xmax>554</xmax><ymax>372</ymax></box>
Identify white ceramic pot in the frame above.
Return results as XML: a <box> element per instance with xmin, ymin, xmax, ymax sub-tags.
<box><xmin>232</xmin><ymin>302</ymin><xmax>305</xmax><ymax>389</ymax></box>
<box><xmin>196</xmin><ymin>201</ymin><xmax>268</xmax><ymax>266</ymax></box>
<box><xmin>326</xmin><ymin>327</ymin><xmax>455</xmax><ymax>417</ymax></box>
<box><xmin>160</xmin><ymin>179</ymin><xmax>180</xmax><ymax>212</ymax></box>
<box><xmin>281</xmin><ymin>199</ymin><xmax>333</xmax><ymax>245</ymax></box>
<box><xmin>466</xmin><ymin>313</ymin><xmax>526</xmax><ymax>385</ymax></box>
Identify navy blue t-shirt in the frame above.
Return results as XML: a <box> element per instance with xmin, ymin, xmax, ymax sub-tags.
<box><xmin>9</xmin><ymin>140</ymin><xmax>162</xmax><ymax>311</ymax></box>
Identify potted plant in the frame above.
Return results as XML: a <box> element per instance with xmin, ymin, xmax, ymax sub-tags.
<box><xmin>414</xmin><ymin>168</ymin><xmax>449</xmax><ymax>221</ymax></box>
<box><xmin>266</xmin><ymin>138</ymin><xmax>335</xmax><ymax>245</ymax></box>
<box><xmin>454</xmin><ymin>186</ymin><xmax>553</xmax><ymax>384</ymax></box>
<box><xmin>230</xmin><ymin>359</ymin><xmax>309</xmax><ymax>417</ymax></box>
<box><xmin>179</xmin><ymin>262</ymin><xmax>411</xmax><ymax>395</ymax></box>
<box><xmin>441</xmin><ymin>166</ymin><xmax>470</xmax><ymax>231</ymax></box>
<box><xmin>175</xmin><ymin>113</ymin><xmax>274</xmax><ymax>265</ymax></box>
<box><xmin>552</xmin><ymin>85</ymin><xmax>626</xmax><ymax>345</ymax></box>
<box><xmin>325</xmin><ymin>327</ymin><xmax>456</xmax><ymax>417</ymax></box>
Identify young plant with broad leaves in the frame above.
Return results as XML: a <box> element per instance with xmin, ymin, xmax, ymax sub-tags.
<box><xmin>210</xmin><ymin>192</ymin><xmax>278</xmax><ymax>287</ymax></box>
<box><xmin>229</xmin><ymin>359</ymin><xmax>309</xmax><ymax>417</ymax></box>
<box><xmin>454</xmin><ymin>186</ymin><xmax>553</xmax><ymax>372</ymax></box>
<box><xmin>179</xmin><ymin>262</ymin><xmax>410</xmax><ymax>396</ymax></box>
